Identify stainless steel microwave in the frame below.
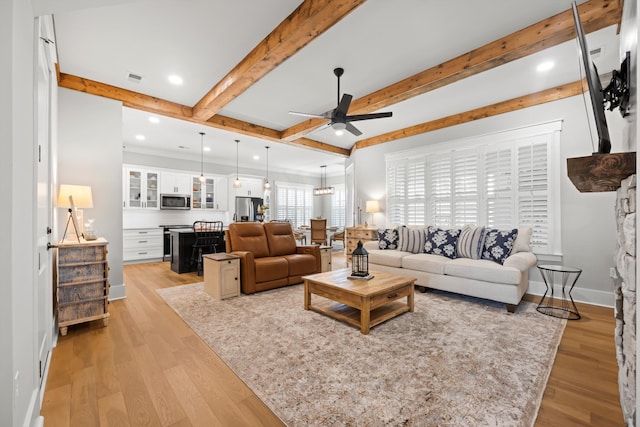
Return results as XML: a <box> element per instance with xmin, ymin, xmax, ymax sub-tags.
<box><xmin>160</xmin><ymin>194</ymin><xmax>191</xmax><ymax>210</ymax></box>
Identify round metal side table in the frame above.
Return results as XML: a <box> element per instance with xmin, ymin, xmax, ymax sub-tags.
<box><xmin>536</xmin><ymin>264</ymin><xmax>582</xmax><ymax>320</ymax></box>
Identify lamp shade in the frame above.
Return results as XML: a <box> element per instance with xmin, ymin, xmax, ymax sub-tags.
<box><xmin>57</xmin><ymin>184</ymin><xmax>94</xmax><ymax>208</ymax></box>
<box><xmin>365</xmin><ymin>200</ymin><xmax>380</xmax><ymax>213</ymax></box>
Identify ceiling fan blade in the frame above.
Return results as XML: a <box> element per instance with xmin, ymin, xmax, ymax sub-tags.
<box><xmin>288</xmin><ymin>111</ymin><xmax>327</xmax><ymax>119</ymax></box>
<box><xmin>335</xmin><ymin>93</ymin><xmax>353</xmax><ymax>116</ymax></box>
<box><xmin>345</xmin><ymin>122</ymin><xmax>362</xmax><ymax>137</ymax></box>
<box><xmin>346</xmin><ymin>111</ymin><xmax>393</xmax><ymax>122</ymax></box>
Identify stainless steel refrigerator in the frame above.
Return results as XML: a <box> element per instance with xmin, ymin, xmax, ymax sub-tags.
<box><xmin>234</xmin><ymin>196</ymin><xmax>263</xmax><ymax>222</ymax></box>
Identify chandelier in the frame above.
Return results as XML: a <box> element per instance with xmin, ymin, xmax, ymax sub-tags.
<box><xmin>313</xmin><ymin>165</ymin><xmax>334</xmax><ymax>196</ymax></box>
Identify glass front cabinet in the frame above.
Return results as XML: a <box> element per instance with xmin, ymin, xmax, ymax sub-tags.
<box><xmin>192</xmin><ymin>176</ymin><xmax>228</xmax><ymax>210</ymax></box>
<box><xmin>124</xmin><ymin>168</ymin><xmax>159</xmax><ymax>209</ymax></box>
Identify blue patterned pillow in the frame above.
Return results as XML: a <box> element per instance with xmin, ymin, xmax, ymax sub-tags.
<box><xmin>424</xmin><ymin>226</ymin><xmax>460</xmax><ymax>259</ymax></box>
<box><xmin>481</xmin><ymin>228</ymin><xmax>518</xmax><ymax>264</ymax></box>
<box><xmin>378</xmin><ymin>228</ymin><xmax>399</xmax><ymax>250</ymax></box>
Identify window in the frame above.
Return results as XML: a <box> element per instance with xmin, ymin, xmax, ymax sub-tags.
<box><xmin>331</xmin><ymin>184</ymin><xmax>346</xmax><ymax>228</ymax></box>
<box><xmin>386</xmin><ymin>121</ymin><xmax>561</xmax><ymax>255</ymax></box>
<box><xmin>275</xmin><ymin>182</ymin><xmax>313</xmax><ymax>229</ymax></box>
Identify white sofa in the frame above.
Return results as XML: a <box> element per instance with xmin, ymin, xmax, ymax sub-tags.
<box><xmin>363</xmin><ymin>227</ymin><xmax>537</xmax><ymax>312</ymax></box>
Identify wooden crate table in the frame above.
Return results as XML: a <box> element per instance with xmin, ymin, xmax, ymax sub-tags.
<box><xmin>55</xmin><ymin>238</ymin><xmax>110</xmax><ymax>336</ymax></box>
<box><xmin>302</xmin><ymin>268</ymin><xmax>416</xmax><ymax>334</ymax></box>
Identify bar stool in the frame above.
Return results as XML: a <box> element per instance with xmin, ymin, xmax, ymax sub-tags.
<box><xmin>191</xmin><ymin>221</ymin><xmax>224</xmax><ymax>276</ymax></box>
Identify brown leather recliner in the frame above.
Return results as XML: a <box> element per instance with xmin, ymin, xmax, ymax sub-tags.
<box><xmin>225</xmin><ymin>222</ymin><xmax>321</xmax><ymax>294</ymax></box>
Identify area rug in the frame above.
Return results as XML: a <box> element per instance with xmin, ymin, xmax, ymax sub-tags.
<box><xmin>157</xmin><ymin>282</ymin><xmax>566</xmax><ymax>426</ymax></box>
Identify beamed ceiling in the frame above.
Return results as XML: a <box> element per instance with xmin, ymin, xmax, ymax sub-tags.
<box><xmin>49</xmin><ymin>0</ymin><xmax>622</xmax><ymax>176</ymax></box>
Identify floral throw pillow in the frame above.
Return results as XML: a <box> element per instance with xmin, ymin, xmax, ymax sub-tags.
<box><xmin>424</xmin><ymin>226</ymin><xmax>460</xmax><ymax>259</ymax></box>
<box><xmin>378</xmin><ymin>228</ymin><xmax>399</xmax><ymax>250</ymax></box>
<box><xmin>481</xmin><ymin>228</ymin><xmax>518</xmax><ymax>264</ymax></box>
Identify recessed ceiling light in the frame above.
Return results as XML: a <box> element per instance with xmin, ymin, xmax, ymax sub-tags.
<box><xmin>536</xmin><ymin>61</ymin><xmax>554</xmax><ymax>72</ymax></box>
<box><xmin>148</xmin><ymin>116</ymin><xmax>160</xmax><ymax>124</ymax></box>
<box><xmin>168</xmin><ymin>75</ymin><xmax>183</xmax><ymax>85</ymax></box>
<box><xmin>204</xmin><ymin>147</ymin><xmax>211</xmax><ymax>152</ymax></box>
<box><xmin>253</xmin><ymin>155</ymin><xmax>260</xmax><ymax>160</ymax></box>
<box><xmin>135</xmin><ymin>134</ymin><xmax>145</xmax><ymax>141</ymax></box>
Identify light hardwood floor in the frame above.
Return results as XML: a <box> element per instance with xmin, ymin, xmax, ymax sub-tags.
<box><xmin>41</xmin><ymin>254</ymin><xmax>624</xmax><ymax>426</ymax></box>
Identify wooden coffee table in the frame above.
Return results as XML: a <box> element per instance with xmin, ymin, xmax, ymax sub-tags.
<box><xmin>302</xmin><ymin>268</ymin><xmax>416</xmax><ymax>334</ymax></box>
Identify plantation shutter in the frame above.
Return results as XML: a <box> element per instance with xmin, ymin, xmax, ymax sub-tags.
<box><xmin>406</xmin><ymin>159</ymin><xmax>426</xmax><ymax>225</ymax></box>
<box><xmin>387</xmin><ymin>160</ymin><xmax>406</xmax><ymax>225</ymax></box>
<box><xmin>452</xmin><ymin>150</ymin><xmax>478</xmax><ymax>226</ymax></box>
<box><xmin>330</xmin><ymin>184</ymin><xmax>346</xmax><ymax>227</ymax></box>
<box><xmin>430</xmin><ymin>154</ymin><xmax>452</xmax><ymax>228</ymax></box>
<box><xmin>484</xmin><ymin>148</ymin><xmax>514</xmax><ymax>228</ymax></box>
<box><xmin>518</xmin><ymin>139</ymin><xmax>550</xmax><ymax>248</ymax></box>
<box><xmin>275</xmin><ymin>183</ymin><xmax>313</xmax><ymax>229</ymax></box>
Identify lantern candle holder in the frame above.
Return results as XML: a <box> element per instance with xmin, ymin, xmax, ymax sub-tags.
<box><xmin>350</xmin><ymin>240</ymin><xmax>373</xmax><ymax>280</ymax></box>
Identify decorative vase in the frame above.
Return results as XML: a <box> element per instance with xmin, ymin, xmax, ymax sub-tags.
<box><xmin>84</xmin><ymin>219</ymin><xmax>98</xmax><ymax>240</ymax></box>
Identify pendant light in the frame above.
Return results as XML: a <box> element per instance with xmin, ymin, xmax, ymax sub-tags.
<box><xmin>233</xmin><ymin>139</ymin><xmax>242</xmax><ymax>189</ymax></box>
<box><xmin>313</xmin><ymin>165</ymin><xmax>334</xmax><ymax>195</ymax></box>
<box><xmin>264</xmin><ymin>146</ymin><xmax>271</xmax><ymax>190</ymax></box>
<box><xmin>198</xmin><ymin>132</ymin><xmax>205</xmax><ymax>183</ymax></box>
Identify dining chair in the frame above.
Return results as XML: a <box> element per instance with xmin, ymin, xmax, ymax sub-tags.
<box><xmin>329</xmin><ymin>229</ymin><xmax>344</xmax><ymax>247</ymax></box>
<box><xmin>310</xmin><ymin>218</ymin><xmax>327</xmax><ymax>245</ymax></box>
<box><xmin>191</xmin><ymin>220</ymin><xmax>224</xmax><ymax>276</ymax></box>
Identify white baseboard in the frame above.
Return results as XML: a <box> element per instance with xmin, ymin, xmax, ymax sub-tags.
<box><xmin>528</xmin><ymin>280</ymin><xmax>614</xmax><ymax>308</ymax></box>
<box><xmin>108</xmin><ymin>283</ymin><xmax>126</xmax><ymax>300</ymax></box>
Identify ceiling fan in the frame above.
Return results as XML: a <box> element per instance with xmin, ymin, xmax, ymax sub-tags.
<box><xmin>289</xmin><ymin>67</ymin><xmax>393</xmax><ymax>136</ymax></box>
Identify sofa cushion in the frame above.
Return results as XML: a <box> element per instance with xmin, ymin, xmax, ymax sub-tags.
<box><xmin>401</xmin><ymin>253</ymin><xmax>449</xmax><ymax>275</ymax></box>
<box><xmin>264</xmin><ymin>222</ymin><xmax>297</xmax><ymax>256</ymax></box>
<box><xmin>228</xmin><ymin>223</ymin><xmax>270</xmax><ymax>258</ymax></box>
<box><xmin>481</xmin><ymin>228</ymin><xmax>518</xmax><ymax>264</ymax></box>
<box><xmin>282</xmin><ymin>253</ymin><xmax>317</xmax><ymax>276</ymax></box>
<box><xmin>377</xmin><ymin>228</ymin><xmax>399</xmax><ymax>250</ymax></box>
<box><xmin>368</xmin><ymin>249</ymin><xmax>412</xmax><ymax>268</ymax></box>
<box><xmin>444</xmin><ymin>258</ymin><xmax>521</xmax><ymax>285</ymax></box>
<box><xmin>398</xmin><ymin>226</ymin><xmax>426</xmax><ymax>254</ymax></box>
<box><xmin>457</xmin><ymin>225</ymin><xmax>485</xmax><ymax>259</ymax></box>
<box><xmin>424</xmin><ymin>226</ymin><xmax>460</xmax><ymax>259</ymax></box>
<box><xmin>254</xmin><ymin>256</ymin><xmax>288</xmax><ymax>282</ymax></box>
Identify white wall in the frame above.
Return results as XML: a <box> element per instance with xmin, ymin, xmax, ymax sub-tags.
<box><xmin>58</xmin><ymin>89</ymin><xmax>125</xmax><ymax>299</ymax></box>
<box><xmin>1</xmin><ymin>0</ymin><xmax>41</xmax><ymax>425</ymax></box>
<box><xmin>351</xmin><ymin>95</ymin><xmax>625</xmax><ymax>305</ymax></box>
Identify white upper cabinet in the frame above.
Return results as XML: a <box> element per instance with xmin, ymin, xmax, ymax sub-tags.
<box><xmin>161</xmin><ymin>172</ymin><xmax>191</xmax><ymax>195</ymax></box>
<box><xmin>124</xmin><ymin>167</ymin><xmax>159</xmax><ymax>209</ymax></box>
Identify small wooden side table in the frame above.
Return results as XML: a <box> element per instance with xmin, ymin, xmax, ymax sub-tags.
<box><xmin>536</xmin><ymin>264</ymin><xmax>582</xmax><ymax>320</ymax></box>
<box><xmin>320</xmin><ymin>245</ymin><xmax>332</xmax><ymax>272</ymax></box>
<box><xmin>203</xmin><ymin>253</ymin><xmax>240</xmax><ymax>300</ymax></box>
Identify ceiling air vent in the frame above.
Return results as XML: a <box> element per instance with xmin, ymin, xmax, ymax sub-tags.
<box><xmin>127</xmin><ymin>72</ymin><xmax>143</xmax><ymax>83</ymax></box>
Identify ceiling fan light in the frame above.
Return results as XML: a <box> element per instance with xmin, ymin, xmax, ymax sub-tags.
<box><xmin>332</xmin><ymin>122</ymin><xmax>346</xmax><ymax>131</ymax></box>
<box><xmin>335</xmin><ymin>129</ymin><xmax>344</xmax><ymax>136</ymax></box>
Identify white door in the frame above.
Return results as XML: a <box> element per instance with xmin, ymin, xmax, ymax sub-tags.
<box><xmin>36</xmin><ymin>32</ymin><xmax>54</xmax><ymax>391</ymax></box>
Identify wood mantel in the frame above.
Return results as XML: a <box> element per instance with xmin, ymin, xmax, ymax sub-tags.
<box><xmin>567</xmin><ymin>152</ymin><xmax>636</xmax><ymax>192</ymax></box>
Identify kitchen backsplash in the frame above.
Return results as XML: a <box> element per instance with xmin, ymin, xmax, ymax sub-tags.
<box><xmin>123</xmin><ymin>208</ymin><xmax>230</xmax><ymax>229</ymax></box>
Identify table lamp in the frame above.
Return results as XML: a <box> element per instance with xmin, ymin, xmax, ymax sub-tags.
<box><xmin>365</xmin><ymin>200</ymin><xmax>380</xmax><ymax>227</ymax></box>
<box><xmin>57</xmin><ymin>184</ymin><xmax>93</xmax><ymax>242</ymax></box>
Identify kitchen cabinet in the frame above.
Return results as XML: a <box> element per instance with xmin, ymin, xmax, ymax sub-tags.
<box><xmin>55</xmin><ymin>238</ymin><xmax>110</xmax><ymax>336</ymax></box>
<box><xmin>192</xmin><ymin>176</ymin><xmax>228</xmax><ymax>210</ymax></box>
<box><xmin>124</xmin><ymin>167</ymin><xmax>159</xmax><ymax>209</ymax></box>
<box><xmin>123</xmin><ymin>228</ymin><xmax>163</xmax><ymax>262</ymax></box>
<box><xmin>233</xmin><ymin>177</ymin><xmax>264</xmax><ymax>197</ymax></box>
<box><xmin>161</xmin><ymin>172</ymin><xmax>191</xmax><ymax>195</ymax></box>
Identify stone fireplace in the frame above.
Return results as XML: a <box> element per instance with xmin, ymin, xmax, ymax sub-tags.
<box><xmin>615</xmin><ymin>174</ymin><xmax>637</xmax><ymax>425</ymax></box>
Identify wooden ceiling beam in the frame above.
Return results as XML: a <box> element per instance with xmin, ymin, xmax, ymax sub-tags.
<box><xmin>191</xmin><ymin>0</ymin><xmax>368</xmax><ymax>121</ymax></box>
<box><xmin>58</xmin><ymin>72</ymin><xmax>350</xmax><ymax>157</ymax></box>
<box><xmin>281</xmin><ymin>0</ymin><xmax>621</xmax><ymax>141</ymax></box>
<box><xmin>352</xmin><ymin>80</ymin><xmax>586</xmax><ymax>153</ymax></box>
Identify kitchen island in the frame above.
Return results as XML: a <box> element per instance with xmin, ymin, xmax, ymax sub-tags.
<box><xmin>170</xmin><ymin>228</ymin><xmax>225</xmax><ymax>274</ymax></box>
